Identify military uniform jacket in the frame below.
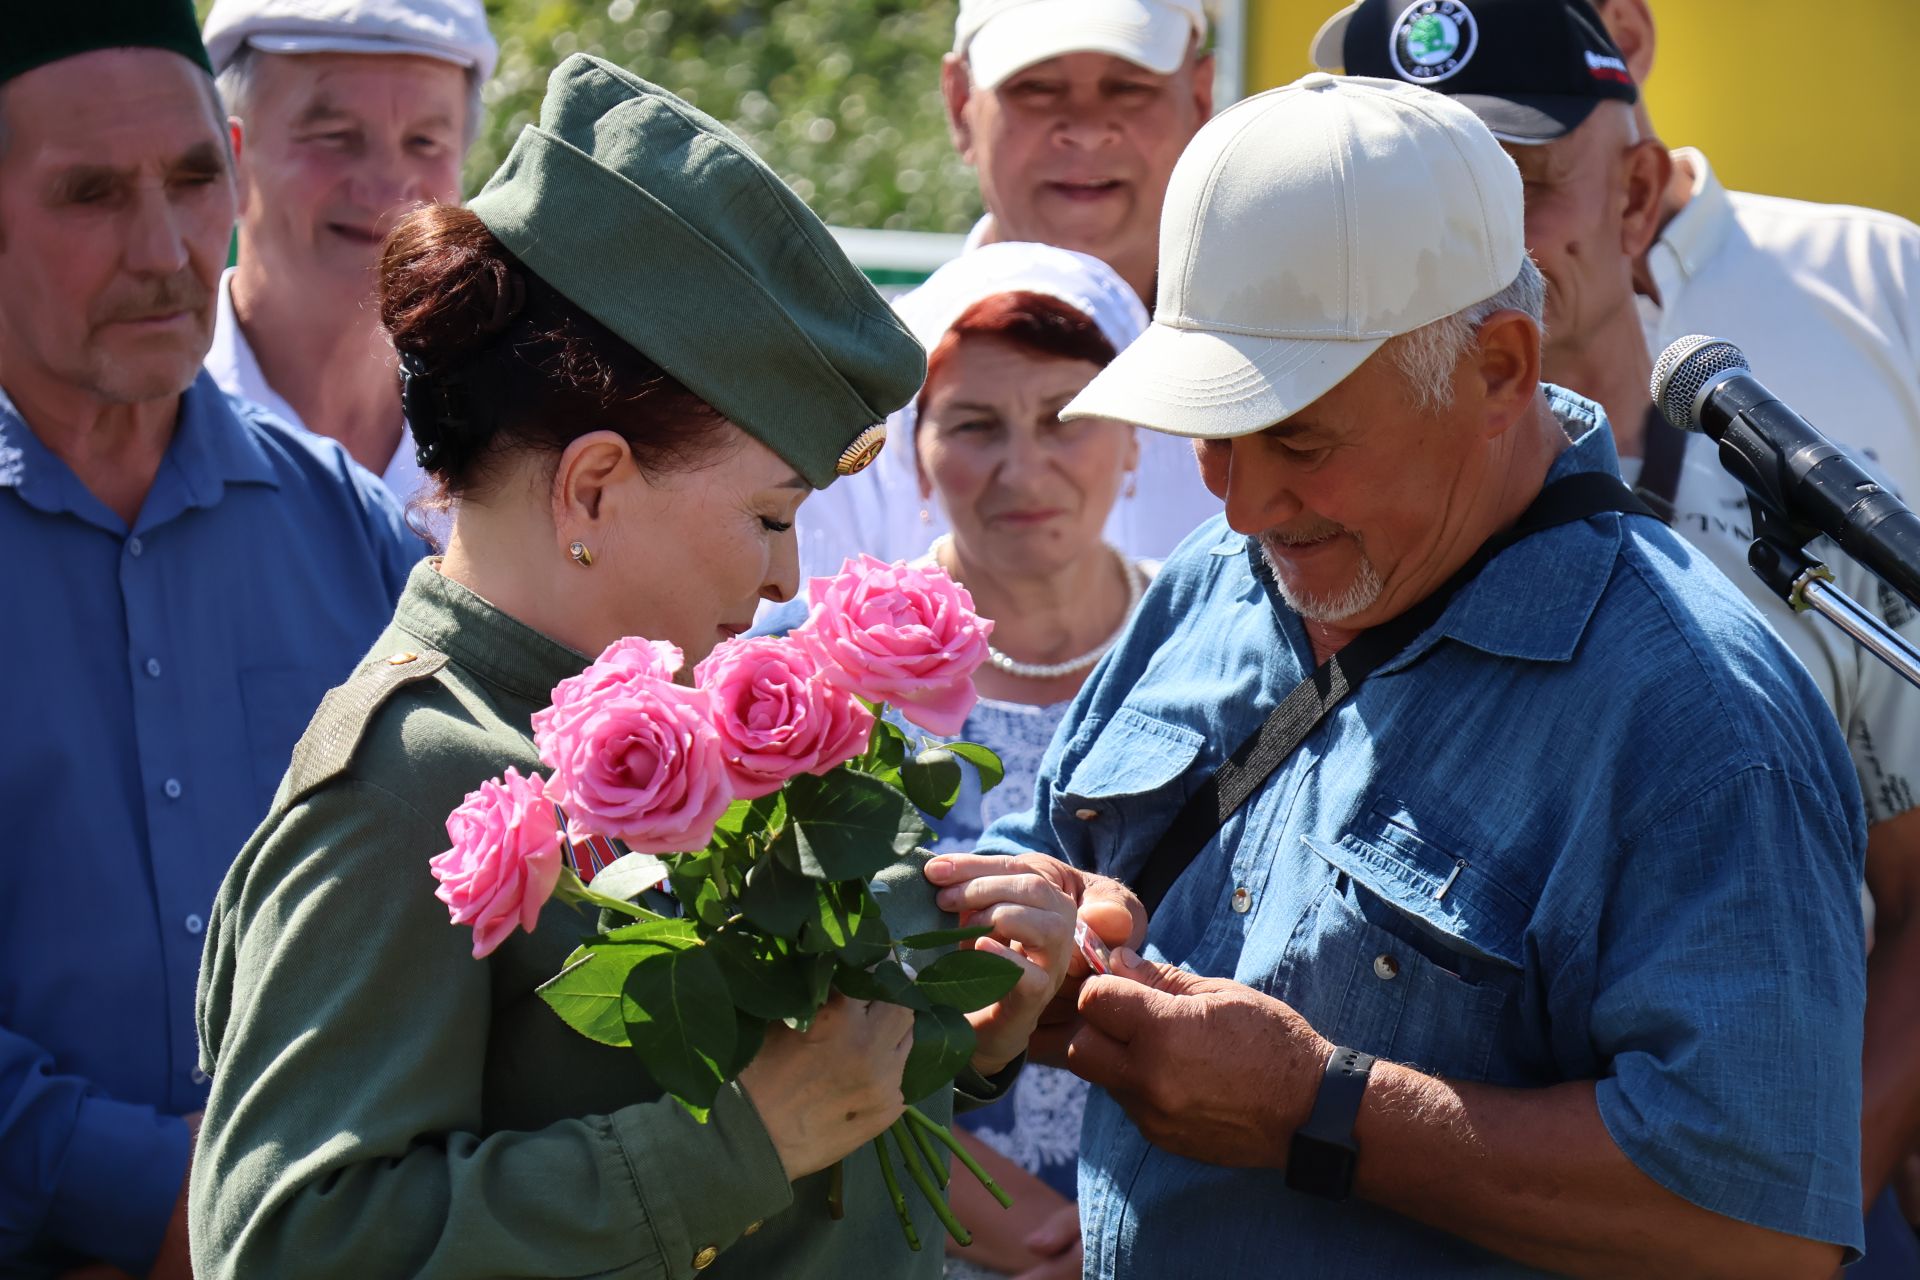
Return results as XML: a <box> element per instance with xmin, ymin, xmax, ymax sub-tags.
<box><xmin>191</xmin><ymin>562</ymin><xmax>1004</xmax><ymax>1279</ymax></box>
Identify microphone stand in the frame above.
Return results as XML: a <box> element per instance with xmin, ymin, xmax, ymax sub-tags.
<box><xmin>1746</xmin><ymin>502</ymin><xmax>1920</xmax><ymax>692</ymax></box>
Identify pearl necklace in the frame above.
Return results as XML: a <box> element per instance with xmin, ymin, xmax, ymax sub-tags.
<box><xmin>934</xmin><ymin>536</ymin><xmax>1146</xmax><ymax>681</ymax></box>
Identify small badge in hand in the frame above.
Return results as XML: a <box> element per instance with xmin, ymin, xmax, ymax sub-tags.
<box><xmin>1076</xmin><ymin>917</ymin><xmax>1114</xmax><ymax>976</ymax></box>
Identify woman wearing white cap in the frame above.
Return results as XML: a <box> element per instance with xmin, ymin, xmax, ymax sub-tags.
<box><xmin>881</xmin><ymin>242</ymin><xmax>1151</xmax><ymax>1280</ymax></box>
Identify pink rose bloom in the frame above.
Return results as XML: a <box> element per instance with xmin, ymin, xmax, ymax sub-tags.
<box><xmin>429</xmin><ymin>767</ymin><xmax>563</xmax><ymax>959</ymax></box>
<box><xmin>548</xmin><ymin>637</ymin><xmax>685</xmax><ymax>711</ymax></box>
<box><xmin>694</xmin><ymin>636</ymin><xmax>876</xmax><ymax>798</ymax></box>
<box><xmin>534</xmin><ymin>674</ymin><xmax>734</xmax><ymax>855</ymax></box>
<box><xmin>797</xmin><ymin>554</ymin><xmax>993</xmax><ymax>736</ymax></box>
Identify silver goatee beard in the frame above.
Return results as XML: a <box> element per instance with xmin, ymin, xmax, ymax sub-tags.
<box><xmin>1258</xmin><ymin>536</ymin><xmax>1384</xmax><ymax>624</ymax></box>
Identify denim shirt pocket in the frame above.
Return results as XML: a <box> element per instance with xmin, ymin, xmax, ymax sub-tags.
<box><xmin>1299</xmin><ymin>804</ymin><xmax>1530</xmax><ymax>1081</ymax></box>
<box><xmin>1052</xmin><ymin>707</ymin><xmax>1207</xmax><ymax>882</ymax></box>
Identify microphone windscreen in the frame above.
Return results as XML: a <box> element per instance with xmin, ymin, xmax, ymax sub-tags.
<box><xmin>1650</xmin><ymin>335</ymin><xmax>1748</xmax><ymax>433</ymax></box>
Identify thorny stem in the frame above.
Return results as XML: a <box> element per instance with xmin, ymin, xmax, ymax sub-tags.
<box><xmin>904</xmin><ymin>1111</ymin><xmax>949</xmax><ymax>1189</ymax></box>
<box><xmin>874</xmin><ymin>1134</ymin><xmax>920</xmax><ymax>1251</ymax></box>
<box><xmin>893</xmin><ymin>1121</ymin><xmax>971</xmax><ymax>1247</ymax></box>
<box><xmin>826</xmin><ymin>1158</ymin><xmax>845</xmax><ymax>1220</ymax></box>
<box><xmin>906</xmin><ymin>1105</ymin><xmax>1013</xmax><ymax>1208</ymax></box>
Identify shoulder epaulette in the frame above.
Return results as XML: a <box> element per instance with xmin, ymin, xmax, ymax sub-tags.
<box><xmin>284</xmin><ymin>647</ymin><xmax>450</xmax><ymax>800</ymax></box>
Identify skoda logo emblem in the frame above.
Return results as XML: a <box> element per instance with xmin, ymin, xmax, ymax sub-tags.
<box><xmin>1390</xmin><ymin>0</ymin><xmax>1478</xmax><ymax>84</ymax></box>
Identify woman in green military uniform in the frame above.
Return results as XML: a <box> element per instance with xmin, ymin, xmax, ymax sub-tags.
<box><xmin>189</xmin><ymin>55</ymin><xmax>1078</xmax><ymax>1279</ymax></box>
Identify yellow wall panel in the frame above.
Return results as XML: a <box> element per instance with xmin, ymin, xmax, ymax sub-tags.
<box><xmin>1245</xmin><ymin>0</ymin><xmax>1920</xmax><ymax>222</ymax></box>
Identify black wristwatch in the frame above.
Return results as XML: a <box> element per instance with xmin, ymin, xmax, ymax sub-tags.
<box><xmin>1285</xmin><ymin>1045</ymin><xmax>1377</xmax><ymax>1200</ymax></box>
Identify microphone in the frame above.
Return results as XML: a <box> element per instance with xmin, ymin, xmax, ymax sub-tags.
<box><xmin>1650</xmin><ymin>335</ymin><xmax>1920</xmax><ymax>608</ymax></box>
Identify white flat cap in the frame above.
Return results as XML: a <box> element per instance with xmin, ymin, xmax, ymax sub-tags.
<box><xmin>203</xmin><ymin>0</ymin><xmax>497</xmax><ymax>83</ymax></box>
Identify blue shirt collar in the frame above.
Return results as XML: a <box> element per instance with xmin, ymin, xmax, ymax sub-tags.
<box><xmin>1403</xmin><ymin>386</ymin><xmax>1627</xmax><ymax>667</ymax></box>
<box><xmin>0</xmin><ymin>370</ymin><xmax>280</xmax><ymax>533</ymax></box>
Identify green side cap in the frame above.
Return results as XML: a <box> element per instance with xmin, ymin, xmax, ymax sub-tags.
<box><xmin>468</xmin><ymin>54</ymin><xmax>927</xmax><ymax>490</ymax></box>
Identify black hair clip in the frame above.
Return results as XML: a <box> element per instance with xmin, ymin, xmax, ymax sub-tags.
<box><xmin>400</xmin><ymin>351</ymin><xmax>466</xmax><ymax>473</ymax></box>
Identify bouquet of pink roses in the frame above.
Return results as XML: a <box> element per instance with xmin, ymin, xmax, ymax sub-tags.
<box><xmin>428</xmin><ymin>555</ymin><xmax>1018</xmax><ymax>1249</ymax></box>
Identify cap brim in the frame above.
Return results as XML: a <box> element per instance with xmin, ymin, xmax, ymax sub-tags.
<box><xmin>1308</xmin><ymin>4</ymin><xmax>1357</xmax><ymax>71</ymax></box>
<box><xmin>1451</xmin><ymin>93</ymin><xmax>1602</xmax><ymax>144</ymax></box>
<box><xmin>967</xmin><ymin>0</ymin><xmax>1194</xmax><ymax>89</ymax></box>
<box><xmin>244</xmin><ymin>33</ymin><xmax>477</xmax><ymax>69</ymax></box>
<box><xmin>1060</xmin><ymin>321</ymin><xmax>1387</xmax><ymax>439</ymax></box>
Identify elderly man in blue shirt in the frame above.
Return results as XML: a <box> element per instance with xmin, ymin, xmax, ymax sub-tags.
<box><xmin>0</xmin><ymin>6</ymin><xmax>419</xmax><ymax>1276</ymax></box>
<box><xmin>929</xmin><ymin>74</ymin><xmax>1869</xmax><ymax>1277</ymax></box>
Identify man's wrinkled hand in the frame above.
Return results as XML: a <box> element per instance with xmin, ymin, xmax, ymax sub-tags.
<box><xmin>1067</xmin><ymin>950</ymin><xmax>1332</xmax><ymax>1168</ymax></box>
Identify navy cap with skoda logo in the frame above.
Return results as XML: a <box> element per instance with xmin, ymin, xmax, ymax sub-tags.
<box><xmin>1309</xmin><ymin>0</ymin><xmax>1636</xmax><ymax>143</ymax></box>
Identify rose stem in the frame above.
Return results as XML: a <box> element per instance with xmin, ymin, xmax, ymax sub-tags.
<box><xmin>893</xmin><ymin>1121</ymin><xmax>971</xmax><ymax>1247</ymax></box>
<box><xmin>906</xmin><ymin>1106</ymin><xmax>1013</xmax><ymax>1209</ymax></box>
<box><xmin>826</xmin><ymin>1159</ymin><xmax>845</xmax><ymax>1220</ymax></box>
<box><xmin>874</xmin><ymin>1135</ymin><xmax>920</xmax><ymax>1251</ymax></box>
<box><xmin>904</xmin><ymin>1111</ymin><xmax>949</xmax><ymax>1188</ymax></box>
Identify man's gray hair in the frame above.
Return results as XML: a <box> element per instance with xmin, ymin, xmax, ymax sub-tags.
<box><xmin>1380</xmin><ymin>256</ymin><xmax>1549</xmax><ymax>413</ymax></box>
<box><xmin>216</xmin><ymin>44</ymin><xmax>484</xmax><ymax>147</ymax></box>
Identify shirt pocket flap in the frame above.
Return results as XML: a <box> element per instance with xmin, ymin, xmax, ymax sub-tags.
<box><xmin>1301</xmin><ymin>805</ymin><xmax>1529</xmax><ymax>971</ymax></box>
<box><xmin>1061</xmin><ymin>707</ymin><xmax>1207</xmax><ymax>800</ymax></box>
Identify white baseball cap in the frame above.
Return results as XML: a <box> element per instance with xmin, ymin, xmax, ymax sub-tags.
<box><xmin>955</xmin><ymin>0</ymin><xmax>1210</xmax><ymax>91</ymax></box>
<box><xmin>203</xmin><ymin>0</ymin><xmax>497</xmax><ymax>83</ymax></box>
<box><xmin>1063</xmin><ymin>73</ymin><xmax>1525</xmax><ymax>439</ymax></box>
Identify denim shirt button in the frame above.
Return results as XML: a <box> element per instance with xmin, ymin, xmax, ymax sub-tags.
<box><xmin>1230</xmin><ymin>886</ymin><xmax>1252</xmax><ymax>913</ymax></box>
<box><xmin>1074</xmin><ymin>808</ymin><xmax>1100</xmax><ymax>821</ymax></box>
<box><xmin>1373</xmin><ymin>953</ymin><xmax>1400</xmax><ymax>980</ymax></box>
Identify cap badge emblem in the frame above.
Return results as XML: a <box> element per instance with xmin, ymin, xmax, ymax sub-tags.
<box><xmin>1390</xmin><ymin>1</ymin><xmax>1478</xmax><ymax>84</ymax></box>
<box><xmin>835</xmin><ymin>424</ymin><xmax>887</xmax><ymax>476</ymax></box>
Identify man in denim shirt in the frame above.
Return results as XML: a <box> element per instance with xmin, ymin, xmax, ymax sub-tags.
<box><xmin>958</xmin><ymin>76</ymin><xmax>1869</xmax><ymax>1276</ymax></box>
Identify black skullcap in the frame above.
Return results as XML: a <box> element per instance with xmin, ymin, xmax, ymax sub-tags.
<box><xmin>3</xmin><ymin>0</ymin><xmax>213</xmax><ymax>88</ymax></box>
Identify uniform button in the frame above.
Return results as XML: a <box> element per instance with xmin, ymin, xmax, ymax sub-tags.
<box><xmin>185</xmin><ymin>914</ymin><xmax>204</xmax><ymax>935</ymax></box>
<box><xmin>692</xmin><ymin>1245</ymin><xmax>719</xmax><ymax>1269</ymax></box>
<box><xmin>1373</xmin><ymin>953</ymin><xmax>1399</xmax><ymax>981</ymax></box>
<box><xmin>1230</xmin><ymin>886</ymin><xmax>1252</xmax><ymax>913</ymax></box>
<box><xmin>145</xmin><ymin>658</ymin><xmax>162</xmax><ymax>678</ymax></box>
<box><xmin>1074</xmin><ymin>808</ymin><xmax>1099</xmax><ymax>821</ymax></box>
<box><xmin>163</xmin><ymin>778</ymin><xmax>183</xmax><ymax>800</ymax></box>
<box><xmin>743</xmin><ymin>1220</ymin><xmax>763</xmax><ymax>1236</ymax></box>
<box><xmin>190</xmin><ymin>1067</ymin><xmax>209</xmax><ymax>1085</ymax></box>
<box><xmin>386</xmin><ymin>651</ymin><xmax>418</xmax><ymax>666</ymax></box>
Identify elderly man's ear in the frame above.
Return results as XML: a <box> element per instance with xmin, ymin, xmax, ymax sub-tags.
<box><xmin>941</xmin><ymin>54</ymin><xmax>975</xmax><ymax>160</ymax></box>
<box><xmin>1593</xmin><ymin>0</ymin><xmax>1656</xmax><ymax>87</ymax></box>
<box><xmin>1467</xmin><ymin>308</ymin><xmax>1544</xmax><ymax>440</ymax></box>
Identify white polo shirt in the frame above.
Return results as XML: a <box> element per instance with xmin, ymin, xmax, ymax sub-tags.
<box><xmin>1638</xmin><ymin>149</ymin><xmax>1920</xmax><ymax>501</ymax></box>
<box><xmin>1619</xmin><ymin>440</ymin><xmax>1919</xmax><ymax>831</ymax></box>
<box><xmin>206</xmin><ymin>268</ymin><xmax>433</xmax><ymax>517</ymax></box>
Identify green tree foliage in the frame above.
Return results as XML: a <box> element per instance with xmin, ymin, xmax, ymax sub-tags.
<box><xmin>475</xmin><ymin>0</ymin><xmax>981</xmax><ymax>232</ymax></box>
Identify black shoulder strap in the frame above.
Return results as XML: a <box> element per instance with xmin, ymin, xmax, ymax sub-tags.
<box><xmin>1131</xmin><ymin>473</ymin><xmax>1655</xmax><ymax>918</ymax></box>
<box><xmin>1633</xmin><ymin>403</ymin><xmax>1688</xmax><ymax>525</ymax></box>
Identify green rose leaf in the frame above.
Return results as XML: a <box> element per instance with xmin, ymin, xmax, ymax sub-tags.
<box><xmin>901</xmin><ymin>748</ymin><xmax>963</xmax><ymax>818</ymax></box>
<box><xmin>833</xmin><ymin>958</ymin><xmax>932</xmax><ymax>1011</ymax></box>
<box><xmin>723</xmin><ymin>1010</ymin><xmax>769</xmax><ymax>1082</ymax></box>
<box><xmin>587</xmin><ymin>851</ymin><xmax>672</xmax><ymax>903</ymax></box>
<box><xmin>896</xmin><ymin>924</ymin><xmax>993</xmax><ymax>949</ymax></box>
<box><xmin>780</xmin><ymin>769</ymin><xmax>928</xmax><ymax>881</ymax></box>
<box><xmin>708</xmin><ymin>928</ymin><xmax>817</xmax><ymax>1021</ymax></box>
<box><xmin>622</xmin><ymin>943</ymin><xmax>738</xmax><ymax>1122</ymax></box>
<box><xmin>944</xmin><ymin>741</ymin><xmax>1006</xmax><ymax>794</ymax></box>
<box><xmin>914</xmin><ymin>949</ymin><xmax>1024</xmax><ymax>1012</ymax></box>
<box><xmin>836</xmin><ymin>887</ymin><xmax>895</xmax><ymax>969</ymax></box>
<box><xmin>539</xmin><ymin>919</ymin><xmax>700</xmax><ymax>1047</ymax></box>
<box><xmin>899</xmin><ymin>1004</ymin><xmax>977</xmax><ymax>1104</ymax></box>
<box><xmin>741</xmin><ymin>849</ymin><xmax>815</xmax><ymax>939</ymax></box>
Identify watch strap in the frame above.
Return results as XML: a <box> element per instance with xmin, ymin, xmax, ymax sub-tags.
<box><xmin>1284</xmin><ymin>1046</ymin><xmax>1377</xmax><ymax>1200</ymax></box>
